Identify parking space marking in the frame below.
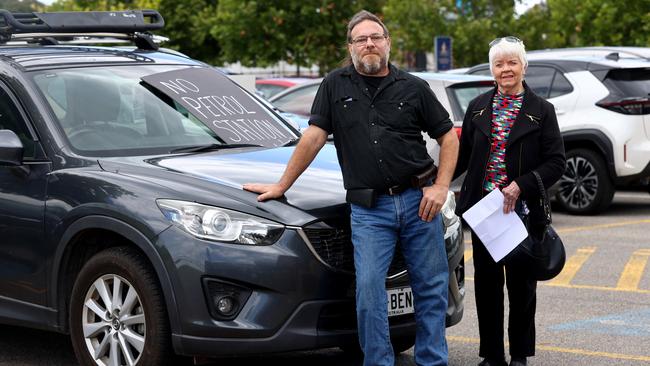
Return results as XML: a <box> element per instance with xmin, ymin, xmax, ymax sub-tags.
<box><xmin>544</xmin><ymin>282</ymin><xmax>650</xmax><ymax>294</ymax></box>
<box><xmin>447</xmin><ymin>336</ymin><xmax>650</xmax><ymax>362</ymax></box>
<box><xmin>548</xmin><ymin>246</ymin><xmax>596</xmax><ymax>286</ymax></box>
<box><xmin>549</xmin><ymin>307</ymin><xmax>650</xmax><ymax>337</ymax></box>
<box><xmin>463</xmin><ymin>246</ymin><xmax>650</xmax><ymax>293</ymax></box>
<box><xmin>464</xmin><ymin>249</ymin><xmax>473</xmax><ymax>262</ymax></box>
<box><xmin>556</xmin><ymin>219</ymin><xmax>650</xmax><ymax>235</ymax></box>
<box><xmin>617</xmin><ymin>249</ymin><xmax>650</xmax><ymax>291</ymax></box>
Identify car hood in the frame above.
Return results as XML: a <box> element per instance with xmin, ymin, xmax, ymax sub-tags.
<box><xmin>100</xmin><ymin>144</ymin><xmax>346</xmax><ymax>217</ymax></box>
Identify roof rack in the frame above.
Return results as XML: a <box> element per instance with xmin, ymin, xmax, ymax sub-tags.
<box><xmin>0</xmin><ymin>9</ymin><xmax>165</xmax><ymax>50</ymax></box>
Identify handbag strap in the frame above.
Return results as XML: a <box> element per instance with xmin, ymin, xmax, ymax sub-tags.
<box><xmin>532</xmin><ymin>170</ymin><xmax>552</xmax><ymax>225</ymax></box>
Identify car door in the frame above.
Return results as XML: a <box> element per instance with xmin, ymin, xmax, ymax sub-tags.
<box><xmin>0</xmin><ymin>82</ymin><xmax>51</xmax><ymax>307</ymax></box>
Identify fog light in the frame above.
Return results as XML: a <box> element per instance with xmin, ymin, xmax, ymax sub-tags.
<box><xmin>215</xmin><ymin>296</ymin><xmax>236</xmax><ymax>315</ymax></box>
<box><xmin>203</xmin><ymin>279</ymin><xmax>251</xmax><ymax>320</ymax></box>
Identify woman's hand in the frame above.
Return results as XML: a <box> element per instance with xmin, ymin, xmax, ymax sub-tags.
<box><xmin>502</xmin><ymin>181</ymin><xmax>521</xmax><ymax>214</ymax></box>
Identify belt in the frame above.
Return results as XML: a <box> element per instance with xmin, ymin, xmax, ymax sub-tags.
<box><xmin>379</xmin><ymin>181</ymin><xmax>427</xmax><ymax>196</ymax></box>
<box><xmin>378</xmin><ymin>164</ymin><xmax>438</xmax><ymax>196</ymax></box>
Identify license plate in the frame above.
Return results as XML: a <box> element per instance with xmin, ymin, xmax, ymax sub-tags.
<box><xmin>387</xmin><ymin>286</ymin><xmax>414</xmax><ymax>317</ymax></box>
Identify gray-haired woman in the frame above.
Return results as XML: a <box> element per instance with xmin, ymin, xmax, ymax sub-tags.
<box><xmin>454</xmin><ymin>37</ymin><xmax>566</xmax><ymax>366</ymax></box>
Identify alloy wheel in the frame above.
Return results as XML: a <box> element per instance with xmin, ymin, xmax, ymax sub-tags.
<box><xmin>81</xmin><ymin>274</ymin><xmax>146</xmax><ymax>366</ymax></box>
<box><xmin>557</xmin><ymin>155</ymin><xmax>599</xmax><ymax>210</ymax></box>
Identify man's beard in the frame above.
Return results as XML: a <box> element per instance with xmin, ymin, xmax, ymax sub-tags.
<box><xmin>352</xmin><ymin>49</ymin><xmax>389</xmax><ymax>75</ymax></box>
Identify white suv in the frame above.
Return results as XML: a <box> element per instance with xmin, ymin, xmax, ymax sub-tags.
<box><xmin>468</xmin><ymin>49</ymin><xmax>650</xmax><ymax>214</ymax></box>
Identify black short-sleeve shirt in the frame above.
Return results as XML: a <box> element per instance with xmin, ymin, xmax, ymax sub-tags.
<box><xmin>309</xmin><ymin>64</ymin><xmax>453</xmax><ymax>190</ymax></box>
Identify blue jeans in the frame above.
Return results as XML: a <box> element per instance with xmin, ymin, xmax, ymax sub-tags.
<box><xmin>350</xmin><ymin>187</ymin><xmax>449</xmax><ymax>366</ymax></box>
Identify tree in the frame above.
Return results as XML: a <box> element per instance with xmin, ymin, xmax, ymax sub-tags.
<box><xmin>448</xmin><ymin>0</ymin><xmax>518</xmax><ymax>67</ymax></box>
<box><xmin>547</xmin><ymin>0</ymin><xmax>650</xmax><ymax>47</ymax></box>
<box><xmin>212</xmin><ymin>0</ymin><xmax>385</xmax><ymax>75</ymax></box>
<box><xmin>382</xmin><ymin>0</ymin><xmax>451</xmax><ymax>69</ymax></box>
<box><xmin>158</xmin><ymin>0</ymin><xmax>221</xmax><ymax>64</ymax></box>
<box><xmin>45</xmin><ymin>0</ymin><xmax>224</xmax><ymax>62</ymax></box>
<box><xmin>0</xmin><ymin>0</ymin><xmax>44</xmax><ymax>11</ymax></box>
<box><xmin>512</xmin><ymin>2</ymin><xmax>557</xmax><ymax>52</ymax></box>
<box><xmin>47</xmin><ymin>0</ymin><xmax>160</xmax><ymax>12</ymax></box>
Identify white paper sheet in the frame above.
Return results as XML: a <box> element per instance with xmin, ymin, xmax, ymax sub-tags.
<box><xmin>462</xmin><ymin>189</ymin><xmax>528</xmax><ymax>262</ymax></box>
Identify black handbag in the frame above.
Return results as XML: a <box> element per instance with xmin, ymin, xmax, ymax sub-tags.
<box><xmin>509</xmin><ymin>171</ymin><xmax>566</xmax><ymax>281</ymax></box>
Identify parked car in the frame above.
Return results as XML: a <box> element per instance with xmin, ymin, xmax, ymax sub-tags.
<box><xmin>467</xmin><ymin>49</ymin><xmax>650</xmax><ymax>214</ymax></box>
<box><xmin>255</xmin><ymin>77</ymin><xmax>314</xmax><ymax>99</ymax></box>
<box><xmin>0</xmin><ymin>9</ymin><xmax>464</xmax><ymax>366</ymax></box>
<box><xmin>526</xmin><ymin>46</ymin><xmax>650</xmax><ymax>61</ymax></box>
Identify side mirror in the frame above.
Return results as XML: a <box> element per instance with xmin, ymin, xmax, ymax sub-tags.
<box><xmin>0</xmin><ymin>129</ymin><xmax>24</xmax><ymax>166</ymax></box>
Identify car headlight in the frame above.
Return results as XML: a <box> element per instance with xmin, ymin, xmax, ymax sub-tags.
<box><xmin>157</xmin><ymin>199</ymin><xmax>284</xmax><ymax>245</ymax></box>
<box><xmin>440</xmin><ymin>191</ymin><xmax>459</xmax><ymax>227</ymax></box>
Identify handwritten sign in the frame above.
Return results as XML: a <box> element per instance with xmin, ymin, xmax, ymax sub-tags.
<box><xmin>142</xmin><ymin>68</ymin><xmax>294</xmax><ymax>147</ymax></box>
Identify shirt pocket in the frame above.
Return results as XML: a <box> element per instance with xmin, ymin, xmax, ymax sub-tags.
<box><xmin>381</xmin><ymin>100</ymin><xmax>418</xmax><ymax>132</ymax></box>
<box><xmin>333</xmin><ymin>97</ymin><xmax>362</xmax><ymax>130</ymax></box>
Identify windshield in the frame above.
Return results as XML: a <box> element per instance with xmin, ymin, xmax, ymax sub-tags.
<box><xmin>31</xmin><ymin>65</ymin><xmax>297</xmax><ymax>156</ymax></box>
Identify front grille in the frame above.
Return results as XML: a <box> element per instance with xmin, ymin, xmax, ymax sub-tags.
<box><xmin>303</xmin><ymin>222</ymin><xmax>407</xmax><ymax>277</ymax></box>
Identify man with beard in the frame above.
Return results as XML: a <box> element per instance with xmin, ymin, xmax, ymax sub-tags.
<box><xmin>244</xmin><ymin>10</ymin><xmax>458</xmax><ymax>366</ymax></box>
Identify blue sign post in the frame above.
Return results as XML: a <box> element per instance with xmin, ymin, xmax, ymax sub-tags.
<box><xmin>435</xmin><ymin>36</ymin><xmax>452</xmax><ymax>71</ymax></box>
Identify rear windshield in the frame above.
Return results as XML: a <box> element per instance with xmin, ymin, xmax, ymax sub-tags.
<box><xmin>447</xmin><ymin>82</ymin><xmax>494</xmax><ymax>120</ymax></box>
<box><xmin>602</xmin><ymin>68</ymin><xmax>650</xmax><ymax>100</ymax></box>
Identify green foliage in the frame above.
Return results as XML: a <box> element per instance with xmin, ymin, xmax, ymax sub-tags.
<box><xmin>40</xmin><ymin>0</ymin><xmax>650</xmax><ymax>73</ymax></box>
<box><xmin>48</xmin><ymin>0</ymin><xmax>160</xmax><ymax>11</ymax></box>
<box><xmin>383</xmin><ymin>0</ymin><xmax>449</xmax><ymax>66</ymax></box>
<box><xmin>158</xmin><ymin>0</ymin><xmax>220</xmax><ymax>64</ymax></box>
<box><xmin>547</xmin><ymin>0</ymin><xmax>650</xmax><ymax>47</ymax></box>
<box><xmin>0</xmin><ymin>0</ymin><xmax>44</xmax><ymax>11</ymax></box>
<box><xmin>212</xmin><ymin>0</ymin><xmax>385</xmax><ymax>75</ymax></box>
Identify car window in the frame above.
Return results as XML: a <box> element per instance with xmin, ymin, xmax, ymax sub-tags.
<box><xmin>524</xmin><ymin>66</ymin><xmax>556</xmax><ymax>98</ymax></box>
<box><xmin>602</xmin><ymin>68</ymin><xmax>650</xmax><ymax>99</ymax></box>
<box><xmin>271</xmin><ymin>84</ymin><xmax>320</xmax><ymax>116</ymax></box>
<box><xmin>447</xmin><ymin>82</ymin><xmax>494</xmax><ymax>120</ymax></box>
<box><xmin>549</xmin><ymin>71</ymin><xmax>573</xmax><ymax>98</ymax></box>
<box><xmin>32</xmin><ymin>66</ymin><xmax>296</xmax><ymax>156</ymax></box>
<box><xmin>256</xmin><ymin>84</ymin><xmax>287</xmax><ymax>100</ymax></box>
<box><xmin>598</xmin><ymin>68</ymin><xmax>650</xmax><ymax>115</ymax></box>
<box><xmin>0</xmin><ymin>85</ymin><xmax>37</xmax><ymax>159</ymax></box>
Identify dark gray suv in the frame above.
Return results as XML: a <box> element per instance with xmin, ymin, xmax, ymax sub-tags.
<box><xmin>0</xmin><ymin>10</ymin><xmax>464</xmax><ymax>365</ymax></box>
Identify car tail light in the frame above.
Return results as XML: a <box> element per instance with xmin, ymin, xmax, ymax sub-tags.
<box><xmin>596</xmin><ymin>97</ymin><xmax>650</xmax><ymax>115</ymax></box>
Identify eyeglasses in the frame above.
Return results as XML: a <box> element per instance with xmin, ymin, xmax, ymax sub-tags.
<box><xmin>350</xmin><ymin>33</ymin><xmax>387</xmax><ymax>47</ymax></box>
<box><xmin>489</xmin><ymin>36</ymin><xmax>522</xmax><ymax>47</ymax></box>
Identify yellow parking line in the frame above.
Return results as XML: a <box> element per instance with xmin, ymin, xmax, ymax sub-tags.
<box><xmin>465</xmin><ymin>276</ymin><xmax>650</xmax><ymax>294</ymax></box>
<box><xmin>556</xmin><ymin>219</ymin><xmax>650</xmax><ymax>235</ymax></box>
<box><xmin>464</xmin><ymin>249</ymin><xmax>473</xmax><ymax>263</ymax></box>
<box><xmin>548</xmin><ymin>246</ymin><xmax>596</xmax><ymax>286</ymax></box>
<box><xmin>447</xmin><ymin>336</ymin><xmax>650</xmax><ymax>362</ymax></box>
<box><xmin>617</xmin><ymin>249</ymin><xmax>650</xmax><ymax>291</ymax></box>
<box><xmin>544</xmin><ymin>282</ymin><xmax>650</xmax><ymax>294</ymax></box>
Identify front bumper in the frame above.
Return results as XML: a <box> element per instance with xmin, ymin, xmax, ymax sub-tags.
<box><xmin>172</xmin><ymin>300</ymin><xmax>416</xmax><ymax>356</ymax></box>
<box><xmin>157</xmin><ymin>215</ymin><xmax>464</xmax><ymax>357</ymax></box>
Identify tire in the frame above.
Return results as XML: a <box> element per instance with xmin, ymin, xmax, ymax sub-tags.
<box><xmin>555</xmin><ymin>148</ymin><xmax>614</xmax><ymax>215</ymax></box>
<box><xmin>69</xmin><ymin>247</ymin><xmax>172</xmax><ymax>366</ymax></box>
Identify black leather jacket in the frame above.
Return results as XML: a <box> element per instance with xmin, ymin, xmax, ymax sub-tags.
<box><xmin>454</xmin><ymin>82</ymin><xmax>566</xmax><ymax>220</ymax></box>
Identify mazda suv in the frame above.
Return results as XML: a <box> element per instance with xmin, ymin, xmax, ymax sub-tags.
<box><xmin>0</xmin><ymin>9</ymin><xmax>464</xmax><ymax>365</ymax></box>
